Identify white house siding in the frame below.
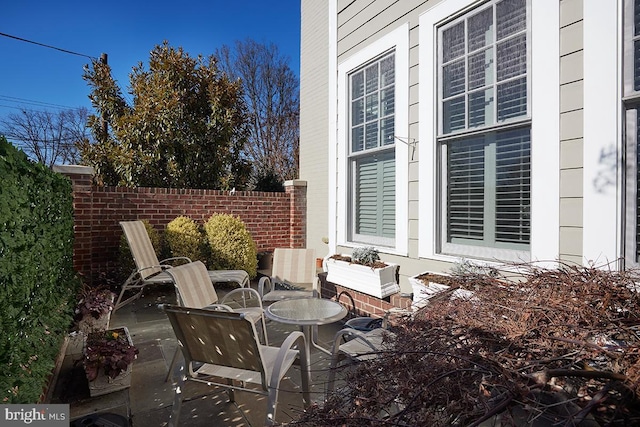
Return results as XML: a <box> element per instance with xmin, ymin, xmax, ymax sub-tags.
<box><xmin>559</xmin><ymin>0</ymin><xmax>584</xmax><ymax>265</ymax></box>
<box><xmin>299</xmin><ymin>0</ymin><xmax>617</xmax><ymax>296</ymax></box>
<box><xmin>300</xmin><ymin>0</ymin><xmax>330</xmax><ymax>259</ymax></box>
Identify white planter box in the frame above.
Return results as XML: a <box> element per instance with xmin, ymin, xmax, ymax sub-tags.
<box><xmin>408</xmin><ymin>272</ymin><xmax>451</xmax><ymax>310</ymax></box>
<box><xmin>325</xmin><ymin>257</ymin><xmax>400</xmax><ymax>299</ymax></box>
<box><xmin>409</xmin><ymin>272</ymin><xmax>475</xmax><ymax>310</ymax></box>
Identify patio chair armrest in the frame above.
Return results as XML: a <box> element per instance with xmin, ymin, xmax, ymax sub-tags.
<box><xmin>158</xmin><ymin>256</ymin><xmax>192</xmax><ymax>266</ymax></box>
<box><xmin>133</xmin><ymin>258</ymin><xmax>190</xmax><ymax>278</ymax></box>
<box><xmin>258</xmin><ymin>276</ymin><xmax>273</xmax><ymax>299</ymax></box>
<box><xmin>202</xmin><ymin>303</ymin><xmax>235</xmax><ymax>312</ymax></box>
<box><xmin>270</xmin><ymin>331</ymin><xmax>307</xmax><ymax>388</ymax></box>
<box><xmin>220</xmin><ymin>287</ymin><xmax>264</xmax><ymax>309</ymax></box>
<box><xmin>131</xmin><ymin>264</ymin><xmax>172</xmax><ymax>278</ymax></box>
<box><xmin>278</xmin><ymin>330</ymin><xmax>306</xmax><ymax>354</ymax></box>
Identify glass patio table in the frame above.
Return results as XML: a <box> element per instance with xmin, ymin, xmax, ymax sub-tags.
<box><xmin>266</xmin><ymin>298</ymin><xmax>348</xmax><ymax>361</ymax></box>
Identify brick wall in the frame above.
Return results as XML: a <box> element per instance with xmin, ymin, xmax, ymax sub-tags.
<box><xmin>319</xmin><ymin>273</ymin><xmax>411</xmax><ymax>318</ymax></box>
<box><xmin>54</xmin><ymin>166</ymin><xmax>307</xmax><ymax>282</ymax></box>
<box><xmin>54</xmin><ymin>166</ymin><xmax>408</xmax><ymax>317</ymax></box>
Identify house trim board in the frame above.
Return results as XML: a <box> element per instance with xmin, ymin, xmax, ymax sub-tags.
<box><xmin>328</xmin><ymin>0</ymin><xmax>338</xmax><ymax>256</ymax></box>
<box><xmin>582</xmin><ymin>0</ymin><xmax>622</xmax><ymax>266</ymax></box>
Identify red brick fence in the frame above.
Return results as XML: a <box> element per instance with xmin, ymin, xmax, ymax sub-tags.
<box><xmin>54</xmin><ymin>165</ymin><xmax>307</xmax><ymax>283</ymax></box>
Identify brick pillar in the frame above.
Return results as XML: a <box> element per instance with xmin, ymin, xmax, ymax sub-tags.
<box><xmin>53</xmin><ymin>165</ymin><xmax>94</xmax><ymax>282</ymax></box>
<box><xmin>284</xmin><ymin>180</ymin><xmax>307</xmax><ymax>248</ymax></box>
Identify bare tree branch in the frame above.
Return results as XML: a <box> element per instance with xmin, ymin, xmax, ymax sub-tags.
<box><xmin>217</xmin><ymin>39</ymin><xmax>299</xmax><ymax>184</ymax></box>
<box><xmin>1</xmin><ymin>107</ymin><xmax>89</xmax><ymax>167</ymax></box>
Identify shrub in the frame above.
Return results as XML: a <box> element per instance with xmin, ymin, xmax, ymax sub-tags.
<box><xmin>351</xmin><ymin>246</ymin><xmax>380</xmax><ymax>267</ymax></box>
<box><xmin>164</xmin><ymin>216</ymin><xmax>207</xmax><ymax>263</ymax></box>
<box><xmin>204</xmin><ymin>214</ymin><xmax>257</xmax><ymax>278</ymax></box>
<box><xmin>0</xmin><ymin>136</ymin><xmax>79</xmax><ymax>403</ymax></box>
<box><xmin>253</xmin><ymin>168</ymin><xmax>284</xmax><ymax>192</ymax></box>
<box><xmin>118</xmin><ymin>219</ymin><xmax>161</xmax><ymax>275</ymax></box>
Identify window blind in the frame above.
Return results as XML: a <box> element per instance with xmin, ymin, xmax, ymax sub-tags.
<box><xmin>448</xmin><ymin>136</ymin><xmax>485</xmax><ymax>241</ymax></box>
<box><xmin>447</xmin><ymin>127</ymin><xmax>530</xmax><ymax>247</ymax></box>
<box><xmin>355</xmin><ymin>152</ymin><xmax>396</xmax><ymax>239</ymax></box>
<box><xmin>495</xmin><ymin>128</ymin><xmax>531</xmax><ymax>244</ymax></box>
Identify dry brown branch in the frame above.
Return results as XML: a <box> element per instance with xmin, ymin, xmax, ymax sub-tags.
<box><xmin>530</xmin><ymin>368</ymin><xmax>628</xmax><ymax>384</ymax></box>
<box><xmin>289</xmin><ymin>262</ymin><xmax>640</xmax><ymax>426</ymax></box>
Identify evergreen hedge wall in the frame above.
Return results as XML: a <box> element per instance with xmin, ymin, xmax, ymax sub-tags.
<box><xmin>0</xmin><ymin>136</ymin><xmax>79</xmax><ymax>403</ymax></box>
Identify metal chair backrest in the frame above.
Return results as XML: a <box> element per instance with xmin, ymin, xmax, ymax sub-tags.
<box><xmin>164</xmin><ymin>305</ymin><xmax>266</xmax><ymax>378</ymax></box>
<box><xmin>120</xmin><ymin>221</ymin><xmax>162</xmax><ymax>279</ymax></box>
<box><xmin>166</xmin><ymin>261</ymin><xmax>218</xmax><ymax>308</ymax></box>
<box><xmin>271</xmin><ymin>248</ymin><xmax>317</xmax><ymax>288</ymax></box>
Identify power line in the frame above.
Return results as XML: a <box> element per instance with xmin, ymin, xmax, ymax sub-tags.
<box><xmin>4</xmin><ymin>134</ymin><xmax>81</xmax><ymax>143</ymax></box>
<box><xmin>0</xmin><ymin>104</ymin><xmax>28</xmax><ymax>111</ymax></box>
<box><xmin>0</xmin><ymin>104</ymin><xmax>80</xmax><ymax>114</ymax></box>
<box><xmin>0</xmin><ymin>31</ymin><xmax>98</xmax><ymax>61</ymax></box>
<box><xmin>0</xmin><ymin>95</ymin><xmax>76</xmax><ymax>110</ymax></box>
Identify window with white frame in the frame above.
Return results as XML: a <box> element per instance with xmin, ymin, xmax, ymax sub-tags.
<box><xmin>624</xmin><ymin>0</ymin><xmax>640</xmax><ymax>266</ymax></box>
<box><xmin>333</xmin><ymin>24</ymin><xmax>409</xmax><ymax>255</ymax></box>
<box><xmin>348</xmin><ymin>52</ymin><xmax>396</xmax><ymax>246</ymax></box>
<box><xmin>438</xmin><ymin>0</ymin><xmax>531</xmax><ymax>258</ymax></box>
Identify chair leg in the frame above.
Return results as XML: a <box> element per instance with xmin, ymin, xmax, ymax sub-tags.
<box><xmin>226</xmin><ymin>378</ymin><xmax>235</xmax><ymax>402</ymax></box>
<box><xmin>300</xmin><ymin>348</ymin><xmax>311</xmax><ymax>408</ymax></box>
<box><xmin>261</xmin><ymin>316</ymin><xmax>269</xmax><ymax>346</ymax></box>
<box><xmin>165</xmin><ymin>347</ymin><xmax>183</xmax><ymax>382</ymax></box>
<box><xmin>265</xmin><ymin>387</ymin><xmax>279</xmax><ymax>426</ymax></box>
<box><xmin>326</xmin><ymin>352</ymin><xmax>343</xmax><ymax>395</ymax></box>
<box><xmin>114</xmin><ymin>273</ymin><xmax>144</xmax><ymax>313</ymax></box>
<box><xmin>168</xmin><ymin>372</ymin><xmax>186</xmax><ymax>427</ymax></box>
<box><xmin>326</xmin><ymin>331</ymin><xmax>351</xmax><ymax>394</ymax></box>
<box><xmin>113</xmin><ymin>285</ymin><xmax>144</xmax><ymax>313</ymax></box>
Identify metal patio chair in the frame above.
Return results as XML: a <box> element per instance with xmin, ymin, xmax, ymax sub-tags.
<box><xmin>115</xmin><ymin>220</ymin><xmax>249</xmax><ymax>312</ymax></box>
<box><xmin>258</xmin><ymin>248</ymin><xmax>319</xmax><ymax>302</ymax></box>
<box><xmin>164</xmin><ymin>260</ymin><xmax>268</xmax><ymax>381</ymax></box>
<box><xmin>326</xmin><ymin>326</ymin><xmax>396</xmax><ymax>394</ymax></box>
<box><xmin>162</xmin><ymin>304</ymin><xmax>311</xmax><ymax>427</ymax></box>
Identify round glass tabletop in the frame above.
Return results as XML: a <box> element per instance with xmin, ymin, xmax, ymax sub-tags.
<box><xmin>266</xmin><ymin>298</ymin><xmax>347</xmax><ymax>326</ymax></box>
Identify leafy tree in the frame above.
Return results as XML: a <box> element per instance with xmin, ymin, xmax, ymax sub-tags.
<box><xmin>217</xmin><ymin>39</ymin><xmax>299</xmax><ymax>184</ymax></box>
<box><xmin>0</xmin><ymin>107</ymin><xmax>89</xmax><ymax>167</ymax></box>
<box><xmin>81</xmin><ymin>41</ymin><xmax>250</xmax><ymax>189</ymax></box>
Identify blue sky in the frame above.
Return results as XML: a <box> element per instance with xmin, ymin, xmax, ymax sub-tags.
<box><xmin>0</xmin><ymin>1</ymin><xmax>301</xmax><ymax>118</ymax></box>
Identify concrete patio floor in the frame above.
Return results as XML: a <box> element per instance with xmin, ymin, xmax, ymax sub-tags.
<box><xmin>51</xmin><ymin>279</ymin><xmax>348</xmax><ymax>426</ymax></box>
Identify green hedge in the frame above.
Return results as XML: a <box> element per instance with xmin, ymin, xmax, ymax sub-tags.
<box><xmin>0</xmin><ymin>136</ymin><xmax>79</xmax><ymax>403</ymax></box>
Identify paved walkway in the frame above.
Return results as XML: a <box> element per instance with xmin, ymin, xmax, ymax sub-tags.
<box><xmin>52</xmin><ymin>281</ymin><xmax>348</xmax><ymax>426</ymax></box>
